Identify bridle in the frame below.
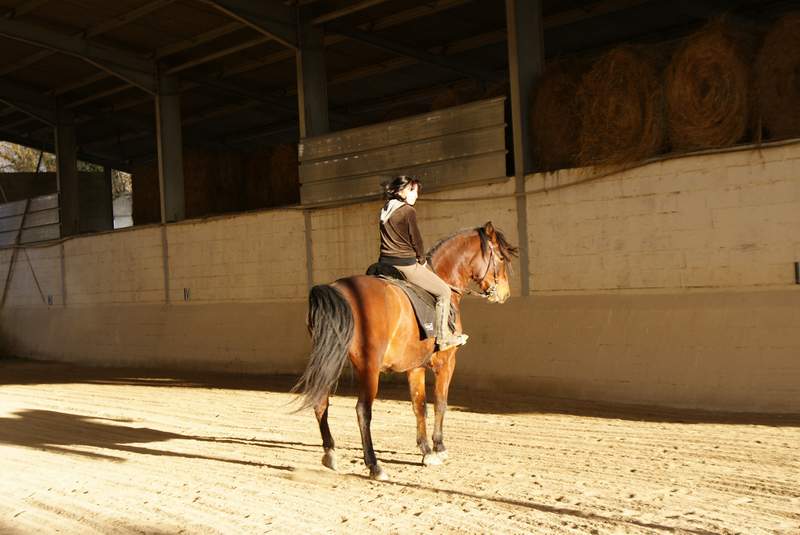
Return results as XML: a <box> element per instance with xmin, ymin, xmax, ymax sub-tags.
<box><xmin>452</xmin><ymin>241</ymin><xmax>502</xmax><ymax>300</ymax></box>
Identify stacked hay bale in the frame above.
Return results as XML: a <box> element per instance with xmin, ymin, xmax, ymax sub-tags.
<box><xmin>529</xmin><ymin>17</ymin><xmax>785</xmax><ymax>171</ymax></box>
<box><xmin>665</xmin><ymin>20</ymin><xmax>751</xmax><ymax>151</ymax></box>
<box><xmin>268</xmin><ymin>143</ymin><xmax>300</xmax><ymax>206</ymax></box>
<box><xmin>531</xmin><ymin>60</ymin><xmax>584</xmax><ymax>171</ymax></box>
<box><xmin>212</xmin><ymin>150</ymin><xmax>245</xmax><ymax>214</ymax></box>
<box><xmin>243</xmin><ymin>143</ymin><xmax>299</xmax><ymax>210</ymax></box>
<box><xmin>576</xmin><ymin>47</ymin><xmax>666</xmax><ymax>167</ymax></box>
<box><xmin>182</xmin><ymin>149</ymin><xmax>214</xmax><ymax>218</ymax></box>
<box><xmin>755</xmin><ymin>13</ymin><xmax>800</xmax><ymax>140</ymax></box>
<box><xmin>243</xmin><ymin>147</ymin><xmax>272</xmax><ymax>210</ymax></box>
<box><xmin>129</xmin><ymin>143</ymin><xmax>300</xmax><ymax>225</ymax></box>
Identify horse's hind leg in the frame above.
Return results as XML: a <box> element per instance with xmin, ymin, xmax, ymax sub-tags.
<box><xmin>314</xmin><ymin>396</ymin><xmax>336</xmax><ymax>470</ymax></box>
<box><xmin>407</xmin><ymin>367</ymin><xmax>440</xmax><ymax>466</ymax></box>
<box><xmin>356</xmin><ymin>368</ymin><xmax>388</xmax><ymax>481</ymax></box>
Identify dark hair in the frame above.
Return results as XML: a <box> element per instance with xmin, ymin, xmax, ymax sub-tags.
<box><xmin>382</xmin><ymin>175</ymin><xmax>421</xmax><ymax>200</ymax></box>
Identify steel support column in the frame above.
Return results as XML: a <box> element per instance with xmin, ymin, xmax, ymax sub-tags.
<box><xmin>155</xmin><ymin>74</ymin><xmax>185</xmax><ymax>223</ymax></box>
<box><xmin>55</xmin><ymin>108</ymin><xmax>79</xmax><ymax>237</ymax></box>
<box><xmin>506</xmin><ymin>0</ymin><xmax>544</xmax><ymax>296</ymax></box>
<box><xmin>296</xmin><ymin>8</ymin><xmax>329</xmax><ymax>138</ymax></box>
<box><xmin>102</xmin><ymin>165</ymin><xmax>114</xmax><ymax>231</ymax></box>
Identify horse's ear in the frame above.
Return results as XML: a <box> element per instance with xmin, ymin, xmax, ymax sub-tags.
<box><xmin>483</xmin><ymin>221</ymin><xmax>495</xmax><ymax>237</ymax></box>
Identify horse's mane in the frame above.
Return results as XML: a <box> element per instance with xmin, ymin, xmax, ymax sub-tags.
<box><xmin>477</xmin><ymin>226</ymin><xmax>519</xmax><ymax>262</ymax></box>
<box><xmin>427</xmin><ymin>226</ymin><xmax>519</xmax><ymax>268</ymax></box>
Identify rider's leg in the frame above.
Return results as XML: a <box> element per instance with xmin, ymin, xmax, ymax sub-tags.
<box><xmin>395</xmin><ymin>263</ymin><xmax>467</xmax><ymax>350</ymax></box>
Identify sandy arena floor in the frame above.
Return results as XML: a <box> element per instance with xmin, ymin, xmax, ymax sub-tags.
<box><xmin>0</xmin><ymin>358</ymin><xmax>798</xmax><ymax>534</ymax></box>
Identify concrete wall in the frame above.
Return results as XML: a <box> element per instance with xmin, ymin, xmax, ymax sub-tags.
<box><xmin>2</xmin><ymin>143</ymin><xmax>799</xmax><ymax>412</ymax></box>
<box><xmin>527</xmin><ymin>145</ymin><xmax>800</xmax><ymax>290</ymax></box>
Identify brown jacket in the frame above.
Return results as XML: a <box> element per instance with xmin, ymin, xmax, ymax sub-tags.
<box><xmin>379</xmin><ymin>203</ymin><xmax>425</xmax><ymax>265</ymax></box>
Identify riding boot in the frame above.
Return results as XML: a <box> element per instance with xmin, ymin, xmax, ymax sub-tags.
<box><xmin>434</xmin><ymin>299</ymin><xmax>468</xmax><ymax>351</ymax></box>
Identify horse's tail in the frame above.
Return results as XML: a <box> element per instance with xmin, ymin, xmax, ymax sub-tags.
<box><xmin>291</xmin><ymin>284</ymin><xmax>354</xmax><ymax>412</ymax></box>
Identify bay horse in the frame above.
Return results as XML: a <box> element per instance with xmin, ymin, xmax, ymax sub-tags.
<box><xmin>293</xmin><ymin>221</ymin><xmax>518</xmax><ymax>480</ymax></box>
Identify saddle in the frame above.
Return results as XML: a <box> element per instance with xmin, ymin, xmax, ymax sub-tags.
<box><xmin>365</xmin><ymin>263</ymin><xmax>457</xmax><ymax>340</ymax></box>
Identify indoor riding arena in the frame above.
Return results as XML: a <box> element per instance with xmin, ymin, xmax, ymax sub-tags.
<box><xmin>1</xmin><ymin>1</ymin><xmax>799</xmax><ymax>534</ymax></box>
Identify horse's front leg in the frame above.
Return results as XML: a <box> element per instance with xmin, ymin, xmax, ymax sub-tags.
<box><xmin>407</xmin><ymin>367</ymin><xmax>440</xmax><ymax>466</ymax></box>
<box><xmin>431</xmin><ymin>349</ymin><xmax>457</xmax><ymax>460</ymax></box>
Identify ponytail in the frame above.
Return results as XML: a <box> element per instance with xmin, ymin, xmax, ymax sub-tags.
<box><xmin>382</xmin><ymin>175</ymin><xmax>421</xmax><ymax>200</ymax></box>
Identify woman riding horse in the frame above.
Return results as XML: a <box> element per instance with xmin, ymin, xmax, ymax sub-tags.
<box><xmin>378</xmin><ymin>175</ymin><xmax>468</xmax><ymax>351</ymax></box>
<box><xmin>293</xmin><ymin>177</ymin><xmax>518</xmax><ymax>480</ymax></box>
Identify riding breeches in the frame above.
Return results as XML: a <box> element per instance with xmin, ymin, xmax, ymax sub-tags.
<box><xmin>394</xmin><ymin>262</ymin><xmax>453</xmax><ymax>336</ymax></box>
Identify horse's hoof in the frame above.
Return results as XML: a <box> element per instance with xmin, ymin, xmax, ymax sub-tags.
<box><xmin>422</xmin><ymin>452</ymin><xmax>442</xmax><ymax>466</ymax></box>
<box><xmin>322</xmin><ymin>450</ymin><xmax>337</xmax><ymax>471</ymax></box>
<box><xmin>370</xmin><ymin>465</ymin><xmax>389</xmax><ymax>481</ymax></box>
<box><xmin>434</xmin><ymin>449</ymin><xmax>449</xmax><ymax>461</ymax></box>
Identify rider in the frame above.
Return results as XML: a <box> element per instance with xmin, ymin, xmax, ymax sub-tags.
<box><xmin>378</xmin><ymin>175</ymin><xmax>468</xmax><ymax>351</ymax></box>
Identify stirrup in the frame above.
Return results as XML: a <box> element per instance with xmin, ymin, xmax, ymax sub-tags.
<box><xmin>436</xmin><ymin>332</ymin><xmax>469</xmax><ymax>351</ymax></box>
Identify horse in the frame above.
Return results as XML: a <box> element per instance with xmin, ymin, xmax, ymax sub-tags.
<box><xmin>292</xmin><ymin>221</ymin><xmax>518</xmax><ymax>480</ymax></box>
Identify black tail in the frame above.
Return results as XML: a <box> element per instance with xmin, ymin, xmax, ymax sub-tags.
<box><xmin>291</xmin><ymin>284</ymin><xmax>354</xmax><ymax>411</ymax></box>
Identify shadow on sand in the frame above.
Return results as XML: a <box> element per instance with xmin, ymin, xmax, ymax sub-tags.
<box><xmin>2</xmin><ymin>356</ymin><xmax>799</xmax><ymax>427</ymax></box>
<box><xmin>0</xmin><ymin>407</ymin><xmax>294</xmax><ymax>472</ymax></box>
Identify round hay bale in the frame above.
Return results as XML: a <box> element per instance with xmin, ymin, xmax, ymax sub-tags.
<box><xmin>576</xmin><ymin>47</ymin><xmax>665</xmax><ymax>167</ymax></box>
<box><xmin>531</xmin><ymin>61</ymin><xmax>583</xmax><ymax>171</ymax></box>
<box><xmin>665</xmin><ymin>21</ymin><xmax>750</xmax><ymax>151</ymax></box>
<box><xmin>755</xmin><ymin>13</ymin><xmax>800</xmax><ymax>140</ymax></box>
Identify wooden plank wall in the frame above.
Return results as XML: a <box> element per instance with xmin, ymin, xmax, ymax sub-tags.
<box><xmin>298</xmin><ymin>97</ymin><xmax>509</xmax><ymax>204</ymax></box>
<box><xmin>0</xmin><ymin>193</ymin><xmax>59</xmax><ymax>246</ymax></box>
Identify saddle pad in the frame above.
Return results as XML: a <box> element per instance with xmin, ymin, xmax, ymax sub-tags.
<box><xmin>375</xmin><ymin>275</ymin><xmax>457</xmax><ymax>340</ymax></box>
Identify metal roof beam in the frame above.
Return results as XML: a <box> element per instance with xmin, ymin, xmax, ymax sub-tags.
<box><xmin>49</xmin><ymin>21</ymin><xmax>244</xmax><ymax>97</ymax></box>
<box><xmin>178</xmin><ymin>71</ymin><xmax>298</xmax><ymax>115</ymax></box>
<box><xmin>164</xmin><ymin>35</ymin><xmax>271</xmax><ymax>74</ymax></box>
<box><xmin>154</xmin><ymin>21</ymin><xmax>243</xmax><ymax>59</ymax></box>
<box><xmin>323</xmin><ymin>20</ymin><xmax>503</xmax><ymax>83</ymax></box>
<box><xmin>2</xmin><ymin>0</ymin><xmax>172</xmax><ymax>78</ymax></box>
<box><xmin>201</xmin><ymin>0</ymin><xmax>298</xmax><ymax>49</ymax></box>
<box><xmin>2</xmin><ymin>0</ymin><xmax>49</xmax><ymax>19</ymax></box>
<box><xmin>118</xmin><ymin>27</ymin><xmax>506</xmax><ymax>139</ymax></box>
<box><xmin>0</xmin><ymin>105</ymin><xmax>19</xmax><ymax>118</ymax></box>
<box><xmin>0</xmin><ymin>77</ymin><xmax>57</xmax><ymax>125</ymax></box>
<box><xmin>49</xmin><ymin>0</ymin><xmax>470</xmax><ymax>100</ymax></box>
<box><xmin>1</xmin><ymin>77</ymin><xmax>154</xmax><ymax>146</ymax></box>
<box><xmin>219</xmin><ymin>0</ymin><xmax>470</xmax><ymax>79</ymax></box>
<box><xmin>85</xmin><ymin>0</ymin><xmax>175</xmax><ymax>38</ymax></box>
<box><xmin>0</xmin><ymin>128</ymin><xmax>133</xmax><ymax>171</ymax></box>
<box><xmin>4</xmin><ymin>114</ymin><xmax>42</xmax><ymax>130</ymax></box>
<box><xmin>0</xmin><ymin>17</ymin><xmax>157</xmax><ymax>94</ymax></box>
<box><xmin>311</xmin><ymin>0</ymin><xmax>391</xmax><ymax>25</ymax></box>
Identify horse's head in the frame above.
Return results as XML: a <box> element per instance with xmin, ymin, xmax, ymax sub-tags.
<box><xmin>471</xmin><ymin>222</ymin><xmax>519</xmax><ymax>303</ymax></box>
